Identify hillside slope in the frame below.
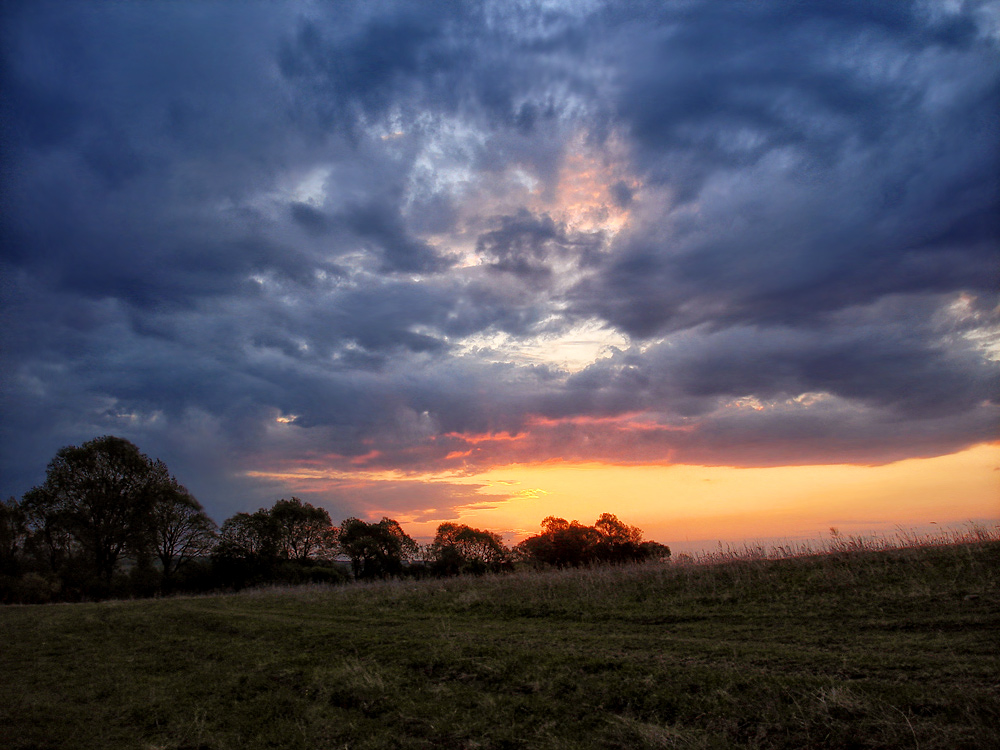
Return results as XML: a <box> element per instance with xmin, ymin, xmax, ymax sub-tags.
<box><xmin>2</xmin><ymin>541</ymin><xmax>998</xmax><ymax>749</ymax></box>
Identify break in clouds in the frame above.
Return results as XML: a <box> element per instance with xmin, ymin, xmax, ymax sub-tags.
<box><xmin>1</xmin><ymin>1</ymin><xmax>998</xmax><ymax>521</ymax></box>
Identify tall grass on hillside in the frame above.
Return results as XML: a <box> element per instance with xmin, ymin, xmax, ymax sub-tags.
<box><xmin>2</xmin><ymin>529</ymin><xmax>998</xmax><ymax>749</ymax></box>
<box><xmin>682</xmin><ymin>521</ymin><xmax>1000</xmax><ymax>565</ymax></box>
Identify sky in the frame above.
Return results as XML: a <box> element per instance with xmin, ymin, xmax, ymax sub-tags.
<box><xmin>1</xmin><ymin>0</ymin><xmax>998</xmax><ymax>551</ymax></box>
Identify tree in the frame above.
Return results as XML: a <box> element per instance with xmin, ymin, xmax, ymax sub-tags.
<box><xmin>19</xmin><ymin>486</ymin><xmax>75</xmax><ymax>574</ymax></box>
<box><xmin>515</xmin><ymin>513</ymin><xmax>668</xmax><ymax>568</ymax></box>
<box><xmin>24</xmin><ymin>436</ymin><xmax>174</xmax><ymax>583</ymax></box>
<box><xmin>150</xmin><ymin>480</ymin><xmax>217</xmax><ymax>582</ymax></box>
<box><xmin>515</xmin><ymin>516</ymin><xmax>601</xmax><ymax>568</ymax></box>
<box><xmin>212</xmin><ymin>509</ymin><xmax>280</xmax><ymax>589</ymax></box>
<box><xmin>593</xmin><ymin>512</ymin><xmax>645</xmax><ymax>564</ymax></box>
<box><xmin>215</xmin><ymin>509</ymin><xmax>279</xmax><ymax>561</ymax></box>
<box><xmin>594</xmin><ymin>513</ymin><xmax>642</xmax><ymax>545</ymax></box>
<box><xmin>428</xmin><ymin>522</ymin><xmax>510</xmax><ymax>576</ymax></box>
<box><xmin>0</xmin><ymin>496</ymin><xmax>27</xmax><ymax>576</ymax></box>
<box><xmin>270</xmin><ymin>497</ymin><xmax>337</xmax><ymax>561</ymax></box>
<box><xmin>338</xmin><ymin>517</ymin><xmax>417</xmax><ymax>580</ymax></box>
<box><xmin>212</xmin><ymin>500</ymin><xmax>343</xmax><ymax>589</ymax></box>
<box><xmin>639</xmin><ymin>540</ymin><xmax>672</xmax><ymax>562</ymax></box>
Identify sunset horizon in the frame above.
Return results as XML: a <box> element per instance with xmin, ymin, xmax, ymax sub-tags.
<box><xmin>241</xmin><ymin>441</ymin><xmax>1000</xmax><ymax>553</ymax></box>
<box><xmin>2</xmin><ymin>1</ymin><xmax>997</xmax><ymax>554</ymax></box>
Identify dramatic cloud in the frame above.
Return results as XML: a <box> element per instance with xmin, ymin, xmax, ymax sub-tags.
<box><xmin>1</xmin><ymin>0</ymin><xmax>997</xmax><ymax>524</ymax></box>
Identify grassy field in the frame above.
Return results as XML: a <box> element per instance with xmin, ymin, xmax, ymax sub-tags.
<box><xmin>2</xmin><ymin>537</ymin><xmax>998</xmax><ymax>749</ymax></box>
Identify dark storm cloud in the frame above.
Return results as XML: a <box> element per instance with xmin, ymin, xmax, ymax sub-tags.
<box><xmin>608</xmin><ymin>1</ymin><xmax>983</xmax><ymax>194</ymax></box>
<box><xmin>277</xmin><ymin>6</ymin><xmax>465</xmax><ymax>129</ymax></box>
<box><xmin>476</xmin><ymin>210</ymin><xmax>604</xmax><ymax>281</ymax></box>
<box><xmin>1</xmin><ymin>0</ymin><xmax>997</xmax><ymax>522</ymax></box>
<box><xmin>573</xmin><ymin>0</ymin><xmax>1000</xmax><ymax>336</ymax></box>
<box><xmin>290</xmin><ymin>199</ymin><xmax>447</xmax><ymax>272</ymax></box>
<box><xmin>276</xmin><ymin>2</ymin><xmax>584</xmax><ymax>137</ymax></box>
<box><xmin>563</xmin><ymin>301</ymin><xmax>999</xmax><ymax>421</ymax></box>
<box><xmin>340</xmin><ymin>201</ymin><xmax>446</xmax><ymax>272</ymax></box>
<box><xmin>0</xmin><ymin>2</ymin><xmax>312</xmax><ymax>304</ymax></box>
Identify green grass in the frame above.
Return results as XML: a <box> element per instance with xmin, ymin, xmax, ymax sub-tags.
<box><xmin>2</xmin><ymin>539</ymin><xmax>998</xmax><ymax>749</ymax></box>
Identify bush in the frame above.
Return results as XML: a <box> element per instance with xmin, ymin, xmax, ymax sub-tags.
<box><xmin>9</xmin><ymin>572</ymin><xmax>61</xmax><ymax>604</ymax></box>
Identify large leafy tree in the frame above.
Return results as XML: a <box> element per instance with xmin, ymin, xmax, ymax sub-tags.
<box><xmin>0</xmin><ymin>496</ymin><xmax>28</xmax><ymax>576</ymax></box>
<box><xmin>515</xmin><ymin>516</ymin><xmax>601</xmax><ymax>568</ymax></box>
<box><xmin>151</xmin><ymin>480</ymin><xmax>217</xmax><ymax>581</ymax></box>
<box><xmin>428</xmin><ymin>522</ymin><xmax>510</xmax><ymax>576</ymax></box>
<box><xmin>516</xmin><ymin>514</ymin><xmax>668</xmax><ymax>568</ymax></box>
<box><xmin>270</xmin><ymin>497</ymin><xmax>337</xmax><ymax>561</ymax></box>
<box><xmin>214</xmin><ymin>509</ymin><xmax>279</xmax><ymax>562</ymax></box>
<box><xmin>593</xmin><ymin>512</ymin><xmax>646</xmax><ymax>564</ymax></box>
<box><xmin>211</xmin><ymin>509</ymin><xmax>281</xmax><ymax>589</ymax></box>
<box><xmin>24</xmin><ymin>436</ymin><xmax>176</xmax><ymax>582</ymax></box>
<box><xmin>215</xmin><ymin>499</ymin><xmax>336</xmax><ymax>563</ymax></box>
<box><xmin>338</xmin><ymin>517</ymin><xmax>417</xmax><ymax>580</ymax></box>
<box><xmin>19</xmin><ymin>487</ymin><xmax>75</xmax><ymax>573</ymax></box>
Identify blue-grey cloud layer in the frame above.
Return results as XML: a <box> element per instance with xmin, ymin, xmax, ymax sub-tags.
<box><xmin>2</xmin><ymin>0</ymin><xmax>997</xmax><ymax>520</ymax></box>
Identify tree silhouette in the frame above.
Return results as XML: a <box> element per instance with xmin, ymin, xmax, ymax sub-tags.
<box><xmin>338</xmin><ymin>517</ymin><xmax>418</xmax><ymax>580</ymax></box>
<box><xmin>428</xmin><ymin>522</ymin><xmax>511</xmax><ymax>576</ymax></box>
<box><xmin>212</xmin><ymin>509</ymin><xmax>281</xmax><ymax>589</ymax></box>
<box><xmin>516</xmin><ymin>513</ymin><xmax>669</xmax><ymax>568</ymax></box>
<box><xmin>638</xmin><ymin>540</ymin><xmax>672</xmax><ymax>562</ymax></box>
<box><xmin>215</xmin><ymin>509</ymin><xmax>279</xmax><ymax>561</ymax></box>
<box><xmin>9</xmin><ymin>436</ymin><xmax>676</xmax><ymax>600</ymax></box>
<box><xmin>23</xmin><ymin>436</ymin><xmax>174</xmax><ymax>583</ymax></box>
<box><xmin>212</xmin><ymin>499</ymin><xmax>344</xmax><ymax>589</ymax></box>
<box><xmin>593</xmin><ymin>512</ymin><xmax>645</xmax><ymax>564</ymax></box>
<box><xmin>517</xmin><ymin>516</ymin><xmax>601</xmax><ymax>567</ymax></box>
<box><xmin>150</xmin><ymin>480</ymin><xmax>216</xmax><ymax>583</ymax></box>
<box><xmin>270</xmin><ymin>497</ymin><xmax>337</xmax><ymax>560</ymax></box>
<box><xmin>0</xmin><ymin>496</ymin><xmax>27</xmax><ymax>577</ymax></box>
<box><xmin>19</xmin><ymin>486</ymin><xmax>75</xmax><ymax>575</ymax></box>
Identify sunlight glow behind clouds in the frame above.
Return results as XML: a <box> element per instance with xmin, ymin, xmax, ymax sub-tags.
<box><xmin>455</xmin><ymin>318</ymin><xmax>628</xmax><ymax>372</ymax></box>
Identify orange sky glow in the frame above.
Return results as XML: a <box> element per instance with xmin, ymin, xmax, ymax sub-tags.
<box><xmin>248</xmin><ymin>442</ymin><xmax>999</xmax><ymax>555</ymax></box>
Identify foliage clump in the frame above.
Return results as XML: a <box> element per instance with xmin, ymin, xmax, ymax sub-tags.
<box><xmin>515</xmin><ymin>513</ymin><xmax>670</xmax><ymax>568</ymax></box>
<box><xmin>3</xmin><ymin>436</ymin><xmax>217</xmax><ymax>600</ymax></box>
<box><xmin>427</xmin><ymin>522</ymin><xmax>513</xmax><ymax>576</ymax></box>
<box><xmin>2</xmin><ymin>435</ymin><xmax>669</xmax><ymax>601</ymax></box>
<box><xmin>338</xmin><ymin>517</ymin><xmax>418</xmax><ymax>580</ymax></box>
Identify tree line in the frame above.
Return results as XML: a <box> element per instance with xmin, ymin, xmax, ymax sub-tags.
<box><xmin>0</xmin><ymin>436</ymin><xmax>670</xmax><ymax>603</ymax></box>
